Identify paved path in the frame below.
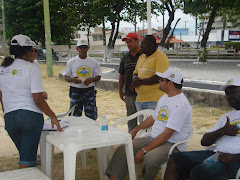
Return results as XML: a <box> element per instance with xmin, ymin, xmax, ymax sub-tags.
<box><xmin>100</xmin><ymin>59</ymin><xmax>240</xmax><ymax>91</ymax></box>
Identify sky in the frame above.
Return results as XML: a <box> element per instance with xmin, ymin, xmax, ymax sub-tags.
<box><xmin>106</xmin><ymin>9</ymin><xmax>197</xmax><ymax>35</ymax></box>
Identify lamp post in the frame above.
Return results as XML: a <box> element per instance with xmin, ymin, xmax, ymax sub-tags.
<box><xmin>43</xmin><ymin>0</ymin><xmax>53</xmax><ymax>77</ymax></box>
<box><xmin>147</xmin><ymin>0</ymin><xmax>152</xmax><ymax>35</ymax></box>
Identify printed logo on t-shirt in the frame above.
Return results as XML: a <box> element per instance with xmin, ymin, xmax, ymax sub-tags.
<box><xmin>230</xmin><ymin>120</ymin><xmax>240</xmax><ymax>134</ymax></box>
<box><xmin>157</xmin><ymin>106</ymin><xmax>168</xmax><ymax>121</ymax></box>
<box><xmin>76</xmin><ymin>66</ymin><xmax>91</xmax><ymax>78</ymax></box>
<box><xmin>12</xmin><ymin>69</ymin><xmax>17</xmax><ymax>75</ymax></box>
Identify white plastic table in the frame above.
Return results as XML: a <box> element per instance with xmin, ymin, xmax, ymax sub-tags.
<box><xmin>45</xmin><ymin>116</ymin><xmax>136</xmax><ymax>180</ymax></box>
<box><xmin>0</xmin><ymin>167</ymin><xmax>50</xmax><ymax>180</ymax></box>
<box><xmin>40</xmin><ymin>116</ymin><xmax>98</xmax><ymax>173</ymax></box>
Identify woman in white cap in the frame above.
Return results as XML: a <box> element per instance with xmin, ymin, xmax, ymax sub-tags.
<box><xmin>0</xmin><ymin>34</ymin><xmax>62</xmax><ymax>168</ymax></box>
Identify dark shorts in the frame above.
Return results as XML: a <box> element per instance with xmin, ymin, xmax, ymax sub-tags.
<box><xmin>69</xmin><ymin>86</ymin><xmax>97</xmax><ymax>120</ymax></box>
<box><xmin>171</xmin><ymin>150</ymin><xmax>240</xmax><ymax>180</ymax></box>
<box><xmin>4</xmin><ymin>109</ymin><xmax>44</xmax><ymax>166</ymax></box>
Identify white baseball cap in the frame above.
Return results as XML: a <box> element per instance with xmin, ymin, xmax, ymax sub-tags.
<box><xmin>11</xmin><ymin>34</ymin><xmax>32</xmax><ymax>47</ymax></box>
<box><xmin>77</xmin><ymin>39</ymin><xmax>88</xmax><ymax>46</ymax></box>
<box><xmin>219</xmin><ymin>78</ymin><xmax>240</xmax><ymax>91</ymax></box>
<box><xmin>156</xmin><ymin>67</ymin><xmax>183</xmax><ymax>84</ymax></box>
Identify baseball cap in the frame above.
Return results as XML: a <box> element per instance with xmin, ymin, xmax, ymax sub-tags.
<box><xmin>11</xmin><ymin>34</ymin><xmax>32</xmax><ymax>47</ymax></box>
<box><xmin>156</xmin><ymin>67</ymin><xmax>183</xmax><ymax>84</ymax></box>
<box><xmin>219</xmin><ymin>78</ymin><xmax>240</xmax><ymax>91</ymax></box>
<box><xmin>77</xmin><ymin>39</ymin><xmax>88</xmax><ymax>46</ymax></box>
<box><xmin>122</xmin><ymin>33</ymin><xmax>139</xmax><ymax>41</ymax></box>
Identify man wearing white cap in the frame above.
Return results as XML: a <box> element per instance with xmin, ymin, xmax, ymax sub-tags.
<box><xmin>64</xmin><ymin>39</ymin><xmax>101</xmax><ymax>120</ymax></box>
<box><xmin>105</xmin><ymin>67</ymin><xmax>192</xmax><ymax>180</ymax></box>
<box><xmin>164</xmin><ymin>78</ymin><xmax>240</xmax><ymax>180</ymax></box>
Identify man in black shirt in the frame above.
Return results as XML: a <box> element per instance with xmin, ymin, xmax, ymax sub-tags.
<box><xmin>119</xmin><ymin>33</ymin><xmax>142</xmax><ymax>132</ymax></box>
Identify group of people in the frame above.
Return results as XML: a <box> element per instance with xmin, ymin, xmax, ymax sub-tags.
<box><xmin>106</xmin><ymin>33</ymin><xmax>240</xmax><ymax>180</ymax></box>
<box><xmin>0</xmin><ymin>33</ymin><xmax>240</xmax><ymax>180</ymax></box>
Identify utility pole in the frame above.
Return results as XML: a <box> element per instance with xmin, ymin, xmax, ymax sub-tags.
<box><xmin>43</xmin><ymin>0</ymin><xmax>53</xmax><ymax>77</ymax></box>
<box><xmin>147</xmin><ymin>0</ymin><xmax>152</xmax><ymax>35</ymax></box>
<box><xmin>1</xmin><ymin>0</ymin><xmax>7</xmax><ymax>57</ymax></box>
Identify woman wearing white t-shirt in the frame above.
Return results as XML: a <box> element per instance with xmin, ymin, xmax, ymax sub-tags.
<box><xmin>0</xmin><ymin>34</ymin><xmax>62</xmax><ymax>169</ymax></box>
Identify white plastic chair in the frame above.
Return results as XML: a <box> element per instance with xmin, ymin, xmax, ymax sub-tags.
<box><xmin>161</xmin><ymin>125</ymin><xmax>193</xmax><ymax>179</ymax></box>
<box><xmin>204</xmin><ymin>145</ymin><xmax>240</xmax><ymax>179</ymax></box>
<box><xmin>41</xmin><ymin>104</ymin><xmax>87</xmax><ymax>173</ymax></box>
<box><xmin>113</xmin><ymin>109</ymin><xmax>193</xmax><ymax>180</ymax></box>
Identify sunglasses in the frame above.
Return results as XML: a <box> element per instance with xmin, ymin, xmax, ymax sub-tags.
<box><xmin>32</xmin><ymin>49</ymin><xmax>38</xmax><ymax>53</ymax></box>
<box><xmin>78</xmin><ymin>45</ymin><xmax>88</xmax><ymax>49</ymax></box>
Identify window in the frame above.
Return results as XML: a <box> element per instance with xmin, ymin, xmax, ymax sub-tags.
<box><xmin>76</xmin><ymin>34</ymin><xmax>81</xmax><ymax>38</ymax></box>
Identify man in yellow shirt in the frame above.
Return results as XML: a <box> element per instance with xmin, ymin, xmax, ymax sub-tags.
<box><xmin>130</xmin><ymin>35</ymin><xmax>169</xmax><ymax>123</ymax></box>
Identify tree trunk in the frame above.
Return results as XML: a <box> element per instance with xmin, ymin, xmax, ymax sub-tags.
<box><xmin>102</xmin><ymin>18</ymin><xmax>107</xmax><ymax>61</ymax></box>
<box><xmin>159</xmin><ymin>1</ymin><xmax>175</xmax><ymax>47</ymax></box>
<box><xmin>87</xmin><ymin>26</ymin><xmax>90</xmax><ymax>46</ymax></box>
<box><xmin>200</xmin><ymin>8</ymin><xmax>217</xmax><ymax>48</ymax></box>
<box><xmin>164</xmin><ymin>18</ymin><xmax>181</xmax><ymax>49</ymax></box>
<box><xmin>112</xmin><ymin>16</ymin><xmax>121</xmax><ymax>49</ymax></box>
<box><xmin>108</xmin><ymin>20</ymin><xmax>116</xmax><ymax>49</ymax></box>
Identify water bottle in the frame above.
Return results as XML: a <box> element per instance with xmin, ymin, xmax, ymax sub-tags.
<box><xmin>101</xmin><ymin>115</ymin><xmax>108</xmax><ymax>131</ymax></box>
<box><xmin>203</xmin><ymin>151</ymin><xmax>222</xmax><ymax>164</ymax></box>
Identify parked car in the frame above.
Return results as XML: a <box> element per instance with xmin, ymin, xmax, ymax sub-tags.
<box><xmin>37</xmin><ymin>48</ymin><xmax>59</xmax><ymax>61</ymax></box>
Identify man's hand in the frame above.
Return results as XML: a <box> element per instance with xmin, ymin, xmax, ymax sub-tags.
<box><xmin>84</xmin><ymin>78</ymin><xmax>93</xmax><ymax>86</ymax></box>
<box><xmin>119</xmin><ymin>90</ymin><xmax>125</xmax><ymax>101</ymax></box>
<box><xmin>130</xmin><ymin>77</ymin><xmax>141</xmax><ymax>90</ymax></box>
<box><xmin>72</xmin><ymin>76</ymin><xmax>82</xmax><ymax>84</ymax></box>
<box><xmin>134</xmin><ymin>150</ymin><xmax>144</xmax><ymax>164</ymax></box>
<box><xmin>51</xmin><ymin>117</ymin><xmax>63</xmax><ymax>132</ymax></box>
<box><xmin>222</xmin><ymin>116</ymin><xmax>238</xmax><ymax>136</ymax></box>
<box><xmin>219</xmin><ymin>153</ymin><xmax>238</xmax><ymax>163</ymax></box>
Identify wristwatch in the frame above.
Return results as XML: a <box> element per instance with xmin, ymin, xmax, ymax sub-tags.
<box><xmin>142</xmin><ymin>148</ymin><xmax>147</xmax><ymax>155</ymax></box>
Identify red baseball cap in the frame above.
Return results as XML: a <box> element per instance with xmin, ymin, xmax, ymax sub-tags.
<box><xmin>122</xmin><ymin>33</ymin><xmax>139</xmax><ymax>41</ymax></box>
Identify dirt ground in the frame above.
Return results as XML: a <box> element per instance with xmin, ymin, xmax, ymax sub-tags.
<box><xmin>0</xmin><ymin>64</ymin><xmax>231</xmax><ymax>179</ymax></box>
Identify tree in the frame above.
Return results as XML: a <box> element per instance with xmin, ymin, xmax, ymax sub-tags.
<box><xmin>183</xmin><ymin>0</ymin><xmax>237</xmax><ymax>62</ymax></box>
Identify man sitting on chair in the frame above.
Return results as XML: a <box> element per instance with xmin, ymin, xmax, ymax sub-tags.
<box><xmin>164</xmin><ymin>78</ymin><xmax>240</xmax><ymax>180</ymax></box>
<box><xmin>105</xmin><ymin>67</ymin><xmax>192</xmax><ymax>180</ymax></box>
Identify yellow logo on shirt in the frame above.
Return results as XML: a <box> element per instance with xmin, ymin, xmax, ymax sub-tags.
<box><xmin>230</xmin><ymin>121</ymin><xmax>240</xmax><ymax>134</ymax></box>
<box><xmin>157</xmin><ymin>107</ymin><xmax>168</xmax><ymax>121</ymax></box>
<box><xmin>76</xmin><ymin>67</ymin><xmax>91</xmax><ymax>78</ymax></box>
<box><xmin>12</xmin><ymin>69</ymin><xmax>17</xmax><ymax>75</ymax></box>
<box><xmin>226</xmin><ymin>79</ymin><xmax>233</xmax><ymax>84</ymax></box>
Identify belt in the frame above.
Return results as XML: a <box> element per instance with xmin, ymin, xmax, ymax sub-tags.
<box><xmin>70</xmin><ymin>86</ymin><xmax>94</xmax><ymax>93</ymax></box>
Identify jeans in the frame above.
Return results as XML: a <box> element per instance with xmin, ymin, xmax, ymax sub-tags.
<box><xmin>4</xmin><ymin>109</ymin><xmax>44</xmax><ymax>166</ymax></box>
<box><xmin>135</xmin><ymin>101</ymin><xmax>157</xmax><ymax>123</ymax></box>
<box><xmin>171</xmin><ymin>150</ymin><xmax>240</xmax><ymax>180</ymax></box>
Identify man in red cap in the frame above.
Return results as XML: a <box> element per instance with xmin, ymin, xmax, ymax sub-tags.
<box><xmin>119</xmin><ymin>33</ymin><xmax>142</xmax><ymax>132</ymax></box>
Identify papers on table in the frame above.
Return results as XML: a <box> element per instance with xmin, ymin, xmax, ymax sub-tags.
<box><xmin>42</xmin><ymin>120</ymin><xmax>69</xmax><ymax>131</ymax></box>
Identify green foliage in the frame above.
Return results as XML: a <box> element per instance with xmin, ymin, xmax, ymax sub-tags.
<box><xmin>197</xmin><ymin>48</ymin><xmax>208</xmax><ymax>62</ymax></box>
<box><xmin>224</xmin><ymin>42</ymin><xmax>240</xmax><ymax>50</ymax></box>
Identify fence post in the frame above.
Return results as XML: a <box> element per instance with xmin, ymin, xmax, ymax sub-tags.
<box><xmin>234</xmin><ymin>48</ymin><xmax>236</xmax><ymax>59</ymax></box>
<box><xmin>188</xmin><ymin>48</ymin><xmax>190</xmax><ymax>57</ymax></box>
<box><xmin>217</xmin><ymin>48</ymin><xmax>219</xmax><ymax>59</ymax></box>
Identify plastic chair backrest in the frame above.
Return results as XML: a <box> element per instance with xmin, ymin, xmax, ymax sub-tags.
<box><xmin>113</xmin><ymin>109</ymin><xmax>154</xmax><ymax>128</ymax></box>
<box><xmin>45</xmin><ymin>104</ymin><xmax>76</xmax><ymax>120</ymax></box>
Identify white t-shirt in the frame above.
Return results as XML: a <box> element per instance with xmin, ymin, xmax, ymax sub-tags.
<box><xmin>0</xmin><ymin>59</ymin><xmax>44</xmax><ymax>114</ymax></box>
<box><xmin>63</xmin><ymin>56</ymin><xmax>102</xmax><ymax>88</ymax></box>
<box><xmin>150</xmin><ymin>93</ymin><xmax>192</xmax><ymax>151</ymax></box>
<box><xmin>208</xmin><ymin>110</ymin><xmax>240</xmax><ymax>154</ymax></box>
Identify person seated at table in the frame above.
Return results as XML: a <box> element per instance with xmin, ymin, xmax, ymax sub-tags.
<box><xmin>163</xmin><ymin>78</ymin><xmax>240</xmax><ymax>180</ymax></box>
<box><xmin>0</xmin><ymin>34</ymin><xmax>62</xmax><ymax>169</ymax></box>
<box><xmin>105</xmin><ymin>67</ymin><xmax>192</xmax><ymax>180</ymax></box>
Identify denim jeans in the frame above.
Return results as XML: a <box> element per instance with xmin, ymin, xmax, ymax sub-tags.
<box><xmin>135</xmin><ymin>101</ymin><xmax>157</xmax><ymax>123</ymax></box>
<box><xmin>4</xmin><ymin>109</ymin><xmax>44</xmax><ymax>166</ymax></box>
